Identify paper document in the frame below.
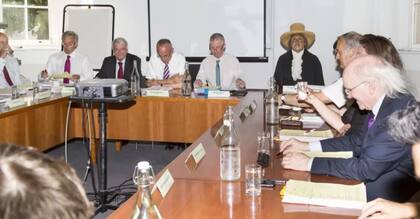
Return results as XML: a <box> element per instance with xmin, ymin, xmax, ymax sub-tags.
<box><xmin>282</xmin><ymin>180</ymin><xmax>366</xmax><ymax>209</ymax></box>
<box><xmin>142</xmin><ymin>86</ymin><xmax>172</xmax><ymax>97</ymax></box>
<box><xmin>302</xmin><ymin>151</ymin><xmax>353</xmax><ymax>159</ymax></box>
<box><xmin>278</xmin><ymin>129</ymin><xmax>333</xmax><ymax>142</ymax></box>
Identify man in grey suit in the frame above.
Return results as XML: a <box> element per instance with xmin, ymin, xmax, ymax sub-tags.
<box><xmin>279</xmin><ymin>55</ymin><xmax>419</xmax><ymax>202</ymax></box>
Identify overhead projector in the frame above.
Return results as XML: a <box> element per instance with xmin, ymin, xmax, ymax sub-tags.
<box><xmin>75</xmin><ymin>79</ymin><xmax>128</xmax><ymax>98</ymax></box>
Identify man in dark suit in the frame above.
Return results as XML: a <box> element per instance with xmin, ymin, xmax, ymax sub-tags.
<box><xmin>280</xmin><ymin>55</ymin><xmax>419</xmax><ymax>202</ymax></box>
<box><xmin>96</xmin><ymin>37</ymin><xmax>146</xmax><ymax>87</ymax></box>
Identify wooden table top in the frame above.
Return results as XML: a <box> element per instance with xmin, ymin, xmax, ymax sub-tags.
<box><xmin>109</xmin><ymin>91</ymin><xmax>360</xmax><ymax>219</ymax></box>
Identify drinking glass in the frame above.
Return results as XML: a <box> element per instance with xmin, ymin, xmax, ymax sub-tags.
<box><xmin>296</xmin><ymin>81</ymin><xmax>308</xmax><ymax>100</ymax></box>
<box><xmin>245</xmin><ymin>164</ymin><xmax>262</xmax><ymax>196</ymax></box>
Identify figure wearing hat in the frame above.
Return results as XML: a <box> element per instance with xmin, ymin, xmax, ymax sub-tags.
<box><xmin>273</xmin><ymin>23</ymin><xmax>324</xmax><ymax>86</ymax></box>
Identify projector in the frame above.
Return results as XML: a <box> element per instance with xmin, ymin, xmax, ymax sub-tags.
<box><xmin>75</xmin><ymin>79</ymin><xmax>128</xmax><ymax>98</ymax></box>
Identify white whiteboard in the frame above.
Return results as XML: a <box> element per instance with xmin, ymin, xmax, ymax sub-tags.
<box><xmin>64</xmin><ymin>5</ymin><xmax>114</xmax><ymax>69</ymax></box>
<box><xmin>148</xmin><ymin>0</ymin><xmax>266</xmax><ymax>60</ymax></box>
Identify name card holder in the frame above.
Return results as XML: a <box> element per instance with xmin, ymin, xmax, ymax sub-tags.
<box><xmin>207</xmin><ymin>90</ymin><xmax>230</xmax><ymax>98</ymax></box>
<box><xmin>6</xmin><ymin>98</ymin><xmax>26</xmax><ymax>109</ymax></box>
<box><xmin>35</xmin><ymin>90</ymin><xmax>52</xmax><ymax>100</ymax></box>
<box><xmin>61</xmin><ymin>87</ymin><xmax>76</xmax><ymax>96</ymax></box>
<box><xmin>155</xmin><ymin>169</ymin><xmax>174</xmax><ymax>198</ymax></box>
<box><xmin>185</xmin><ymin>143</ymin><xmax>206</xmax><ymax>171</ymax></box>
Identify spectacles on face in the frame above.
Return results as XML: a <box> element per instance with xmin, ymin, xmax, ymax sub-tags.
<box><xmin>344</xmin><ymin>81</ymin><xmax>368</xmax><ymax>95</ymax></box>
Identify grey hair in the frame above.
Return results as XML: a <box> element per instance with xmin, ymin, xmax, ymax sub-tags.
<box><xmin>388</xmin><ymin>101</ymin><xmax>420</xmax><ymax>144</ymax></box>
<box><xmin>338</xmin><ymin>31</ymin><xmax>362</xmax><ymax>50</ymax></box>
<box><xmin>210</xmin><ymin>33</ymin><xmax>225</xmax><ymax>43</ymax></box>
<box><xmin>62</xmin><ymin>31</ymin><xmax>78</xmax><ymax>42</ymax></box>
<box><xmin>349</xmin><ymin>55</ymin><xmax>409</xmax><ymax>98</ymax></box>
<box><xmin>112</xmin><ymin>37</ymin><xmax>128</xmax><ymax>48</ymax></box>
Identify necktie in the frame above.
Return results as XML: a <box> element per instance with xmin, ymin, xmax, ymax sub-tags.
<box><xmin>64</xmin><ymin>55</ymin><xmax>71</xmax><ymax>73</ymax></box>
<box><xmin>367</xmin><ymin>113</ymin><xmax>375</xmax><ymax>129</ymax></box>
<box><xmin>3</xmin><ymin>66</ymin><xmax>13</xmax><ymax>86</ymax></box>
<box><xmin>118</xmin><ymin>62</ymin><xmax>123</xmax><ymax>79</ymax></box>
<box><xmin>216</xmin><ymin>60</ymin><xmax>221</xmax><ymax>87</ymax></box>
<box><xmin>163</xmin><ymin>64</ymin><xmax>170</xmax><ymax>80</ymax></box>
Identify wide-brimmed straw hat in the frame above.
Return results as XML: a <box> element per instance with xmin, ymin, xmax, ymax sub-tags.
<box><xmin>280</xmin><ymin>23</ymin><xmax>315</xmax><ymax>50</ymax></box>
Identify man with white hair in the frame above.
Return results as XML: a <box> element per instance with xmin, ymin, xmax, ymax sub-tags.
<box><xmin>279</xmin><ymin>55</ymin><xmax>419</xmax><ymax>202</ymax></box>
<box><xmin>96</xmin><ymin>37</ymin><xmax>146</xmax><ymax>87</ymax></box>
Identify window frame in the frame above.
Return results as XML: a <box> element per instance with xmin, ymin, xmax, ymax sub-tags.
<box><xmin>1</xmin><ymin>0</ymin><xmax>52</xmax><ymax>47</ymax></box>
<box><xmin>411</xmin><ymin>0</ymin><xmax>420</xmax><ymax>49</ymax></box>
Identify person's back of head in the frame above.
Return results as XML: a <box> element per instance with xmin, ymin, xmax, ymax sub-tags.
<box><xmin>338</xmin><ymin>31</ymin><xmax>363</xmax><ymax>50</ymax></box>
<box><xmin>360</xmin><ymin>34</ymin><xmax>404</xmax><ymax>71</ymax></box>
<box><xmin>0</xmin><ymin>144</ymin><xmax>93</xmax><ymax>219</ymax></box>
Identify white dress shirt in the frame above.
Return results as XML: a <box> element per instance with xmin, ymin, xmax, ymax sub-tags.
<box><xmin>321</xmin><ymin>78</ymin><xmax>347</xmax><ymax>108</ymax></box>
<box><xmin>196</xmin><ymin>53</ymin><xmax>242</xmax><ymax>89</ymax></box>
<box><xmin>291</xmin><ymin>50</ymin><xmax>303</xmax><ymax>81</ymax></box>
<box><xmin>145</xmin><ymin>52</ymin><xmax>186</xmax><ymax>79</ymax></box>
<box><xmin>0</xmin><ymin>55</ymin><xmax>21</xmax><ymax>88</ymax></box>
<box><xmin>306</xmin><ymin>94</ymin><xmax>386</xmax><ymax>169</ymax></box>
<box><xmin>46</xmin><ymin>51</ymin><xmax>94</xmax><ymax>81</ymax></box>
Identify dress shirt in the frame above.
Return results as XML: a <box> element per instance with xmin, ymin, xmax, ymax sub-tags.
<box><xmin>0</xmin><ymin>55</ymin><xmax>21</xmax><ymax>88</ymax></box>
<box><xmin>114</xmin><ymin>58</ymin><xmax>126</xmax><ymax>79</ymax></box>
<box><xmin>145</xmin><ymin>52</ymin><xmax>185</xmax><ymax>79</ymax></box>
<box><xmin>307</xmin><ymin>94</ymin><xmax>386</xmax><ymax>169</ymax></box>
<box><xmin>196</xmin><ymin>53</ymin><xmax>241</xmax><ymax>89</ymax></box>
<box><xmin>291</xmin><ymin>50</ymin><xmax>303</xmax><ymax>81</ymax></box>
<box><xmin>46</xmin><ymin>51</ymin><xmax>94</xmax><ymax>81</ymax></box>
<box><xmin>321</xmin><ymin>78</ymin><xmax>347</xmax><ymax>108</ymax></box>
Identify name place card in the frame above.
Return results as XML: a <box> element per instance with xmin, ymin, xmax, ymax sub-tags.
<box><xmin>185</xmin><ymin>143</ymin><xmax>206</xmax><ymax>170</ymax></box>
<box><xmin>155</xmin><ymin>169</ymin><xmax>174</xmax><ymax>198</ymax></box>
<box><xmin>61</xmin><ymin>87</ymin><xmax>76</xmax><ymax>96</ymax></box>
<box><xmin>6</xmin><ymin>98</ymin><xmax>26</xmax><ymax>108</ymax></box>
<box><xmin>35</xmin><ymin>90</ymin><xmax>52</xmax><ymax>100</ymax></box>
<box><xmin>207</xmin><ymin>90</ymin><xmax>230</xmax><ymax>98</ymax></box>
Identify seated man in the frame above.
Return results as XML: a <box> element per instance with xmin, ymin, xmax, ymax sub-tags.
<box><xmin>274</xmin><ymin>22</ymin><xmax>324</xmax><ymax>86</ymax></box>
<box><xmin>145</xmin><ymin>39</ymin><xmax>186</xmax><ymax>88</ymax></box>
<box><xmin>43</xmin><ymin>31</ymin><xmax>94</xmax><ymax>81</ymax></box>
<box><xmin>194</xmin><ymin>33</ymin><xmax>245</xmax><ymax>89</ymax></box>
<box><xmin>280</xmin><ymin>55</ymin><xmax>419</xmax><ymax>202</ymax></box>
<box><xmin>96</xmin><ymin>37</ymin><xmax>146</xmax><ymax>87</ymax></box>
<box><xmin>0</xmin><ymin>144</ymin><xmax>93</xmax><ymax>219</ymax></box>
<box><xmin>0</xmin><ymin>32</ymin><xmax>21</xmax><ymax>88</ymax></box>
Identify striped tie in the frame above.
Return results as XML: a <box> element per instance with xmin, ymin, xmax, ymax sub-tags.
<box><xmin>163</xmin><ymin>64</ymin><xmax>170</xmax><ymax>79</ymax></box>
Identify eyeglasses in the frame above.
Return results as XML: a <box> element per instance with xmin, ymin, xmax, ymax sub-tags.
<box><xmin>344</xmin><ymin>81</ymin><xmax>368</xmax><ymax>95</ymax></box>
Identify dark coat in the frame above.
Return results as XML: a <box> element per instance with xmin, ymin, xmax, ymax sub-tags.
<box><xmin>273</xmin><ymin>49</ymin><xmax>324</xmax><ymax>86</ymax></box>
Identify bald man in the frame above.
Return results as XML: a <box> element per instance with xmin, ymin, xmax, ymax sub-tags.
<box><xmin>145</xmin><ymin>39</ymin><xmax>186</xmax><ymax>88</ymax></box>
<box><xmin>0</xmin><ymin>33</ymin><xmax>21</xmax><ymax>88</ymax></box>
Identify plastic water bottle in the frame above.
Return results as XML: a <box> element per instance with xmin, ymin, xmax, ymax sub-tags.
<box><xmin>220</xmin><ymin>106</ymin><xmax>241</xmax><ymax>181</ymax></box>
<box><xmin>132</xmin><ymin>161</ymin><xmax>162</xmax><ymax>219</ymax></box>
<box><xmin>131</xmin><ymin>60</ymin><xmax>141</xmax><ymax>96</ymax></box>
<box><xmin>265</xmin><ymin>77</ymin><xmax>280</xmax><ymax>124</ymax></box>
<box><xmin>182</xmin><ymin>62</ymin><xmax>192</xmax><ymax>96</ymax></box>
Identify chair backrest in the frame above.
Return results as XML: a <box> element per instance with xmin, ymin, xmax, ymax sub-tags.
<box><xmin>189</xmin><ymin>63</ymin><xmax>200</xmax><ymax>87</ymax></box>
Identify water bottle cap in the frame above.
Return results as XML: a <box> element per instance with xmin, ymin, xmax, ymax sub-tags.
<box><xmin>137</xmin><ymin>161</ymin><xmax>151</xmax><ymax>170</ymax></box>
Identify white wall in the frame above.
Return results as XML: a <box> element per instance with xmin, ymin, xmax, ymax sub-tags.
<box><xmin>11</xmin><ymin>0</ymin><xmax>420</xmax><ymax>93</ymax></box>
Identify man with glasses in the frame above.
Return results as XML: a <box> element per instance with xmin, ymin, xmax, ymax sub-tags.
<box><xmin>194</xmin><ymin>33</ymin><xmax>245</xmax><ymax>89</ymax></box>
<box><xmin>279</xmin><ymin>55</ymin><xmax>419</xmax><ymax>202</ymax></box>
<box><xmin>145</xmin><ymin>39</ymin><xmax>186</xmax><ymax>88</ymax></box>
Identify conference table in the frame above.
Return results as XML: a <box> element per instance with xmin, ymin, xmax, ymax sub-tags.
<box><xmin>108</xmin><ymin>91</ymin><xmax>361</xmax><ymax>219</ymax></box>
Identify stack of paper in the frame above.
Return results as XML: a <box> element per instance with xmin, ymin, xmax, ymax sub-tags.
<box><xmin>282</xmin><ymin>180</ymin><xmax>366</xmax><ymax>209</ymax></box>
<box><xmin>300</xmin><ymin>113</ymin><xmax>325</xmax><ymax>129</ymax></box>
<box><xmin>278</xmin><ymin>129</ymin><xmax>333</xmax><ymax>142</ymax></box>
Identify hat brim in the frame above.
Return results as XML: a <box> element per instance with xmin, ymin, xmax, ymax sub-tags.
<box><xmin>280</xmin><ymin>31</ymin><xmax>315</xmax><ymax>50</ymax></box>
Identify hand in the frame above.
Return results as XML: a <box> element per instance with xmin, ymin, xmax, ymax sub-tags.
<box><xmin>337</xmin><ymin>124</ymin><xmax>351</xmax><ymax>137</ymax></box>
<box><xmin>235</xmin><ymin>78</ymin><xmax>246</xmax><ymax>89</ymax></box>
<box><xmin>281</xmin><ymin>152</ymin><xmax>310</xmax><ymax>171</ymax></box>
<box><xmin>359</xmin><ymin>198</ymin><xmax>417</xmax><ymax>219</ymax></box>
<box><xmin>194</xmin><ymin>79</ymin><xmax>203</xmax><ymax>88</ymax></box>
<box><xmin>279</xmin><ymin>138</ymin><xmax>309</xmax><ymax>153</ymax></box>
<box><xmin>41</xmin><ymin>70</ymin><xmax>49</xmax><ymax>78</ymax></box>
<box><xmin>146</xmin><ymin>79</ymin><xmax>160</xmax><ymax>87</ymax></box>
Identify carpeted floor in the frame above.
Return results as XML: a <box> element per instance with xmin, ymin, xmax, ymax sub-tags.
<box><xmin>46</xmin><ymin>139</ymin><xmax>185</xmax><ymax>218</ymax></box>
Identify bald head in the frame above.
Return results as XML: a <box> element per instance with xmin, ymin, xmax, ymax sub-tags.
<box><xmin>343</xmin><ymin>55</ymin><xmax>408</xmax><ymax>110</ymax></box>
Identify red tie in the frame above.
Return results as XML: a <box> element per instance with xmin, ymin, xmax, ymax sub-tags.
<box><xmin>3</xmin><ymin>66</ymin><xmax>13</xmax><ymax>86</ymax></box>
<box><xmin>118</xmin><ymin>62</ymin><xmax>123</xmax><ymax>79</ymax></box>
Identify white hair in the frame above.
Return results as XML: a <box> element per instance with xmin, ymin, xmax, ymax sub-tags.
<box><xmin>388</xmin><ymin>101</ymin><xmax>420</xmax><ymax>144</ymax></box>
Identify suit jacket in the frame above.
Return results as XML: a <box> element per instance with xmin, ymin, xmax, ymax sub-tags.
<box><xmin>311</xmin><ymin>93</ymin><xmax>420</xmax><ymax>202</ymax></box>
<box><xmin>273</xmin><ymin>49</ymin><xmax>324</xmax><ymax>86</ymax></box>
<box><xmin>96</xmin><ymin>53</ymin><xmax>146</xmax><ymax>88</ymax></box>
<box><xmin>341</xmin><ymin>101</ymin><xmax>369</xmax><ymax>136</ymax></box>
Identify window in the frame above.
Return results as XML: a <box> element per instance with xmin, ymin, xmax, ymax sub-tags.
<box><xmin>1</xmin><ymin>0</ymin><xmax>49</xmax><ymax>44</ymax></box>
<box><xmin>413</xmin><ymin>0</ymin><xmax>420</xmax><ymax>47</ymax></box>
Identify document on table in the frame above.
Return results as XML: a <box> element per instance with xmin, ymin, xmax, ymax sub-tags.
<box><xmin>282</xmin><ymin>180</ymin><xmax>366</xmax><ymax>209</ymax></box>
<box><xmin>278</xmin><ymin>129</ymin><xmax>333</xmax><ymax>142</ymax></box>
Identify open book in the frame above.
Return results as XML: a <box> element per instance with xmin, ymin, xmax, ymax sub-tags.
<box><xmin>282</xmin><ymin>180</ymin><xmax>366</xmax><ymax>209</ymax></box>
